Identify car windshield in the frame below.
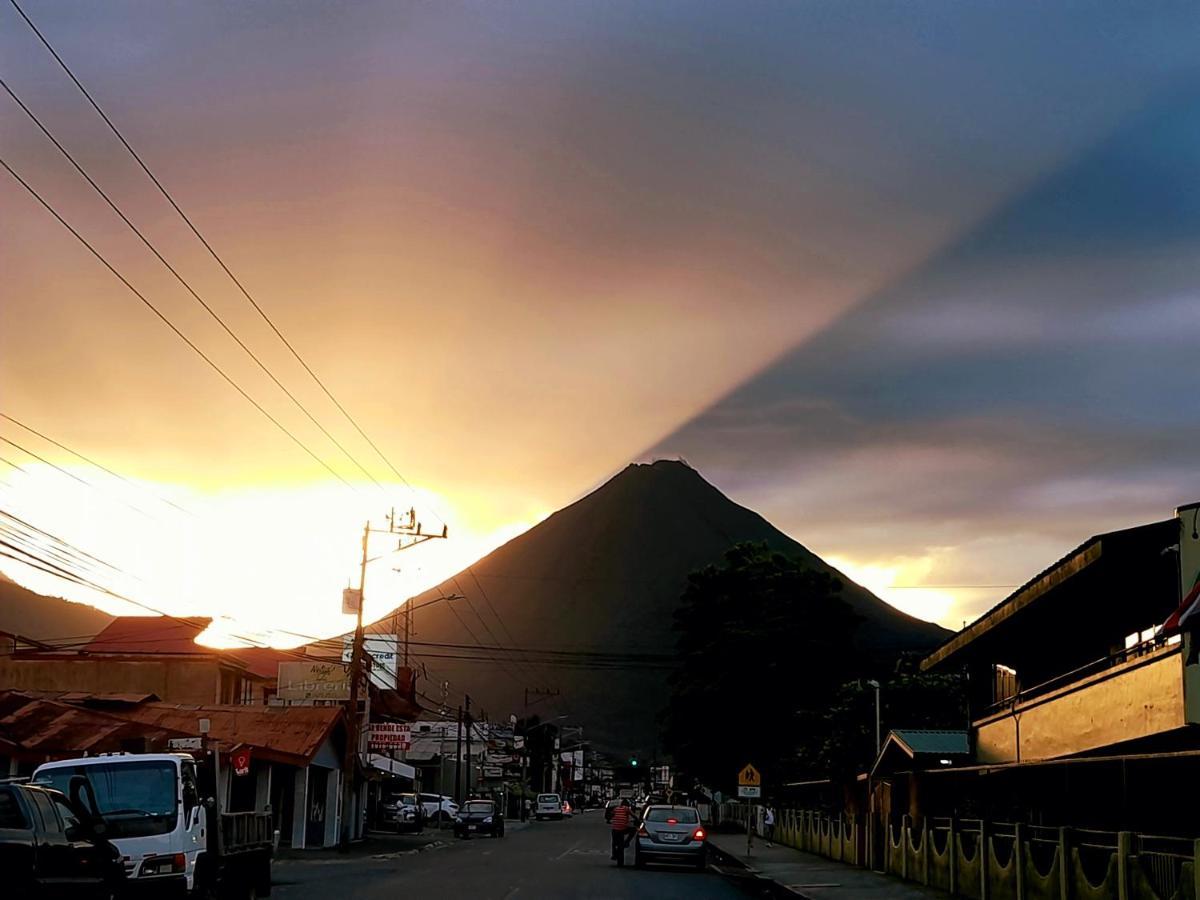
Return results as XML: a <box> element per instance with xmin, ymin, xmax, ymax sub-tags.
<box><xmin>399</xmin><ymin>795</ymin><xmax>417</xmax><ymax>806</ymax></box>
<box><xmin>463</xmin><ymin>801</ymin><xmax>493</xmax><ymax>813</ymax></box>
<box><xmin>538</xmin><ymin>794</ymin><xmax>559</xmax><ymax>803</ymax></box>
<box><xmin>645</xmin><ymin>808</ymin><xmax>699</xmax><ymax>824</ymax></box>
<box><xmin>37</xmin><ymin>760</ymin><xmax>178</xmax><ymax>838</ymax></box>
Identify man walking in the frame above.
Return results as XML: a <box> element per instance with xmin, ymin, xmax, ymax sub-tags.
<box><xmin>764</xmin><ymin>805</ymin><xmax>776</xmax><ymax>847</ymax></box>
<box><xmin>610</xmin><ymin>799</ymin><xmax>633</xmax><ymax>866</ymax></box>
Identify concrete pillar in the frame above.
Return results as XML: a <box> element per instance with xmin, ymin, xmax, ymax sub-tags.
<box><xmin>1058</xmin><ymin>828</ymin><xmax>1070</xmax><ymax>900</ymax></box>
<box><xmin>921</xmin><ymin>819</ymin><xmax>931</xmax><ymax>885</ymax></box>
<box><xmin>1014</xmin><ymin>823</ymin><xmax>1026</xmax><ymax>900</ymax></box>
<box><xmin>1117</xmin><ymin>831</ymin><xmax>1132</xmax><ymax>900</ymax></box>
<box><xmin>291</xmin><ymin>768</ymin><xmax>308</xmax><ymax>849</ymax></box>
<box><xmin>980</xmin><ymin>821</ymin><xmax>991</xmax><ymax>900</ymax></box>
<box><xmin>949</xmin><ymin>820</ymin><xmax>958</xmax><ymax>896</ymax></box>
<box><xmin>902</xmin><ymin>815</ymin><xmax>911</xmax><ymax>881</ymax></box>
<box><xmin>323</xmin><ymin>769</ymin><xmax>340</xmax><ymax>848</ymax></box>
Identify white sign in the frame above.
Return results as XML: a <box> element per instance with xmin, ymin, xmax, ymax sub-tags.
<box><xmin>342</xmin><ymin>635</ymin><xmax>401</xmax><ymax>689</ymax></box>
<box><xmin>737</xmin><ymin>786</ymin><xmax>761</xmax><ymax>799</ymax></box>
<box><xmin>342</xmin><ymin>587</ymin><xmax>363</xmax><ymax>615</ymax></box>
<box><xmin>278</xmin><ymin>661</ymin><xmax>352</xmax><ymax>701</ymax></box>
<box><xmin>168</xmin><ymin>737</ymin><xmax>203</xmax><ymax>751</ymax></box>
<box><xmin>369</xmin><ymin>722</ymin><xmax>412</xmax><ymax>750</ymax></box>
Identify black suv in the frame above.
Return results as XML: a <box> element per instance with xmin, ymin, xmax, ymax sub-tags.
<box><xmin>1</xmin><ymin>781</ymin><xmax>123</xmax><ymax>899</ymax></box>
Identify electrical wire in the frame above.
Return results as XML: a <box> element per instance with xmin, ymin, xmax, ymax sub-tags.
<box><xmin>0</xmin><ymin>78</ymin><xmax>389</xmax><ymax>496</ymax></box>
<box><xmin>6</xmin><ymin>0</ymin><xmax>436</xmax><ymax>525</ymax></box>
<box><xmin>0</xmin><ymin>412</ymin><xmax>192</xmax><ymax>517</ymax></box>
<box><xmin>0</xmin><ymin>155</ymin><xmax>356</xmax><ymax>490</ymax></box>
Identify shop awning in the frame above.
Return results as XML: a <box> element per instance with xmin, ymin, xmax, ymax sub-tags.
<box><xmin>368</xmin><ymin>753</ymin><xmax>415</xmax><ymax>779</ymax></box>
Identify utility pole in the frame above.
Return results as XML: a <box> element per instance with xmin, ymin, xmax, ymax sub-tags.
<box><xmin>338</xmin><ymin>509</ymin><xmax>447</xmax><ymax>853</ymax></box>
<box><xmin>464</xmin><ymin>695</ymin><xmax>472</xmax><ymax>800</ymax></box>
<box><xmin>455</xmin><ymin>705</ymin><xmax>464</xmax><ymax>804</ymax></box>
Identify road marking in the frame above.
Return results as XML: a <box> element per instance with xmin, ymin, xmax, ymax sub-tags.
<box><xmin>555</xmin><ymin>840</ymin><xmax>582</xmax><ymax>860</ymax></box>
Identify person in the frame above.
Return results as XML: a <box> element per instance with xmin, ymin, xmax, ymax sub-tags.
<box><xmin>764</xmin><ymin>805</ymin><xmax>776</xmax><ymax>847</ymax></box>
<box><xmin>610</xmin><ymin>799</ymin><xmax>634</xmax><ymax>866</ymax></box>
<box><xmin>521</xmin><ymin>797</ymin><xmax>530</xmax><ymax>822</ymax></box>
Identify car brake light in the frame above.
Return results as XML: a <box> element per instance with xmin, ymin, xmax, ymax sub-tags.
<box><xmin>693</xmin><ymin>828</ymin><xmax>706</xmax><ymax>841</ymax></box>
<box><xmin>172</xmin><ymin>853</ymin><xmax>186</xmax><ymax>872</ymax></box>
<box><xmin>667</xmin><ymin>818</ymin><xmax>678</xmax><ymax>824</ymax></box>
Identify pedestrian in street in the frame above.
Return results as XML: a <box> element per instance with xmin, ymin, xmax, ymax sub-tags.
<box><xmin>764</xmin><ymin>805</ymin><xmax>776</xmax><ymax>847</ymax></box>
<box><xmin>522</xmin><ymin>797</ymin><xmax>531</xmax><ymax>822</ymax></box>
<box><xmin>610</xmin><ymin>799</ymin><xmax>633</xmax><ymax>866</ymax></box>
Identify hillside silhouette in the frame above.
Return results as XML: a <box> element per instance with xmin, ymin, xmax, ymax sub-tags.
<box><xmin>380</xmin><ymin>460</ymin><xmax>949</xmax><ymax>757</ymax></box>
<box><xmin>0</xmin><ymin>572</ymin><xmax>113</xmax><ymax>642</ymax></box>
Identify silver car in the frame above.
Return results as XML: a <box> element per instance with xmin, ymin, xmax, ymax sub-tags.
<box><xmin>633</xmin><ymin>805</ymin><xmax>707</xmax><ymax>870</ymax></box>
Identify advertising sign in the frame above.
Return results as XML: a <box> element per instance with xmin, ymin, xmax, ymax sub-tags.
<box><xmin>167</xmin><ymin>737</ymin><xmax>203</xmax><ymax>751</ymax></box>
<box><xmin>278</xmin><ymin>661</ymin><xmax>352</xmax><ymax>701</ymax></box>
<box><xmin>232</xmin><ymin>746</ymin><xmax>252</xmax><ymax>777</ymax></box>
<box><xmin>342</xmin><ymin>635</ymin><xmax>400</xmax><ymax>689</ymax></box>
<box><xmin>368</xmin><ymin>722</ymin><xmax>412</xmax><ymax>751</ymax></box>
<box><xmin>342</xmin><ymin>587</ymin><xmax>362</xmax><ymax>615</ymax></box>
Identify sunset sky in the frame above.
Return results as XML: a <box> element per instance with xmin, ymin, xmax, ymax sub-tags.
<box><xmin>2</xmin><ymin>1</ymin><xmax>1199</xmax><ymax>641</ymax></box>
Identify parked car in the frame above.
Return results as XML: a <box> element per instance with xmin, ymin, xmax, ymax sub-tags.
<box><xmin>534</xmin><ymin>793</ymin><xmax>562</xmax><ymax>820</ymax></box>
<box><xmin>453</xmin><ymin>800</ymin><xmax>504</xmax><ymax>839</ymax></box>
<box><xmin>417</xmin><ymin>793</ymin><xmax>458</xmax><ymax>825</ymax></box>
<box><xmin>632</xmin><ymin>805</ymin><xmax>707</xmax><ymax>871</ymax></box>
<box><xmin>379</xmin><ymin>793</ymin><xmax>423</xmax><ymax>833</ymax></box>
<box><xmin>1</xmin><ymin>781</ymin><xmax>124</xmax><ymax>899</ymax></box>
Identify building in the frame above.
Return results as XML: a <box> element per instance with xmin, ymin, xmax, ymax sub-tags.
<box><xmin>0</xmin><ymin>617</ymin><xmax>287</xmax><ymax>705</ymax></box>
<box><xmin>911</xmin><ymin>500</ymin><xmax>1200</xmax><ymax>831</ymax></box>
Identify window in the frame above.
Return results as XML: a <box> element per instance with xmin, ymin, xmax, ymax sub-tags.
<box><xmin>463</xmin><ymin>801</ymin><xmax>494</xmax><ymax>813</ymax></box>
<box><xmin>993</xmin><ymin>664</ymin><xmax>1018</xmax><ymax>705</ymax></box>
<box><xmin>31</xmin><ymin>791</ymin><xmax>62</xmax><ymax>832</ymax></box>
<box><xmin>645</xmin><ymin>807</ymin><xmax>698</xmax><ymax>824</ymax></box>
<box><xmin>52</xmin><ymin>795</ymin><xmax>81</xmax><ymax>832</ymax></box>
<box><xmin>0</xmin><ymin>788</ymin><xmax>28</xmax><ymax>829</ymax></box>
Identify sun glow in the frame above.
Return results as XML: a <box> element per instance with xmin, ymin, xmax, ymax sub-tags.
<box><xmin>823</xmin><ymin>554</ymin><xmax>958</xmax><ymax>626</ymax></box>
<box><xmin>0</xmin><ymin>462</ymin><xmax>542</xmax><ymax>648</ymax></box>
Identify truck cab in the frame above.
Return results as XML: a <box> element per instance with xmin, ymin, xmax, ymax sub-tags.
<box><xmin>33</xmin><ymin>753</ymin><xmax>271</xmax><ymax>898</ymax></box>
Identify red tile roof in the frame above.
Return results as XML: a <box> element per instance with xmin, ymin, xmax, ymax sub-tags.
<box><xmin>85</xmin><ymin>616</ymin><xmax>213</xmax><ymax>654</ymax></box>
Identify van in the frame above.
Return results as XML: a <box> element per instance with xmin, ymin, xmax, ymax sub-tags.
<box><xmin>535</xmin><ymin>793</ymin><xmax>563</xmax><ymax>820</ymax></box>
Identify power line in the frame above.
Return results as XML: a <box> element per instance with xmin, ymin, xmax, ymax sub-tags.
<box><xmin>0</xmin><ymin>155</ymin><xmax>356</xmax><ymax>490</ymax></box>
<box><xmin>6</xmin><ymin>0</ymin><xmax>435</xmax><ymax>524</ymax></box>
<box><xmin>0</xmin><ymin>78</ymin><xmax>388</xmax><ymax>495</ymax></box>
<box><xmin>0</xmin><ymin>412</ymin><xmax>192</xmax><ymax>517</ymax></box>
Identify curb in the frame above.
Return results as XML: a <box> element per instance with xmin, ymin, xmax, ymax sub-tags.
<box><xmin>707</xmin><ymin>841</ymin><xmax>808</xmax><ymax>899</ymax></box>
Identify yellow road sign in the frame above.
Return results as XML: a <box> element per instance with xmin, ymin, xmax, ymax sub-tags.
<box><xmin>737</xmin><ymin>763</ymin><xmax>761</xmax><ymax>787</ymax></box>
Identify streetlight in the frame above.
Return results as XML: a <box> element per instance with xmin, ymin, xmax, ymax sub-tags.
<box><xmin>866</xmin><ymin>680</ymin><xmax>881</xmax><ymax>754</ymax></box>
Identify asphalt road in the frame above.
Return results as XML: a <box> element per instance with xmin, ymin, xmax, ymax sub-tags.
<box><xmin>272</xmin><ymin>812</ymin><xmax>757</xmax><ymax>899</ymax></box>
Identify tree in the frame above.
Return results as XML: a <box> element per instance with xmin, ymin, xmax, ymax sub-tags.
<box><xmin>818</xmin><ymin>658</ymin><xmax>967</xmax><ymax>777</ymax></box>
<box><xmin>662</xmin><ymin>542</ymin><xmax>861</xmax><ymax>790</ymax></box>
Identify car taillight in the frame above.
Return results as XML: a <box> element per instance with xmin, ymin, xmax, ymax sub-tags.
<box><xmin>667</xmin><ymin>818</ymin><xmax>678</xmax><ymax>824</ymax></box>
<box><xmin>693</xmin><ymin>828</ymin><xmax>706</xmax><ymax>841</ymax></box>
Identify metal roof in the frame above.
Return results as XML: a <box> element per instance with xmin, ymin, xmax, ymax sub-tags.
<box><xmin>891</xmin><ymin>729</ymin><xmax>970</xmax><ymax>756</ymax></box>
<box><xmin>0</xmin><ymin>690</ymin><xmax>189</xmax><ymax>758</ymax></box>
<box><xmin>85</xmin><ymin>617</ymin><xmax>214</xmax><ymax>654</ymax></box>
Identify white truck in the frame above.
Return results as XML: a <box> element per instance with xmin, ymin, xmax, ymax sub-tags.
<box><xmin>33</xmin><ymin>752</ymin><xmax>273</xmax><ymax>899</ymax></box>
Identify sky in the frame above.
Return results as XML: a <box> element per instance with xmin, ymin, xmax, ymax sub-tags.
<box><xmin>2</xmin><ymin>1</ymin><xmax>1199</xmax><ymax>640</ymax></box>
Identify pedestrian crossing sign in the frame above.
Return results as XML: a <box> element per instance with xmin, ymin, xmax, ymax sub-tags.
<box><xmin>738</xmin><ymin>763</ymin><xmax>761</xmax><ymax>787</ymax></box>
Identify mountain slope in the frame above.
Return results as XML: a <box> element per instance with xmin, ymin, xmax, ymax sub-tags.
<box><xmin>0</xmin><ymin>573</ymin><xmax>113</xmax><ymax>642</ymax></box>
<box><xmin>382</xmin><ymin>460</ymin><xmax>949</xmax><ymax>757</ymax></box>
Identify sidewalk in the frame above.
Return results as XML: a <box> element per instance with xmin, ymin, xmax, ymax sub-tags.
<box><xmin>707</xmin><ymin>832</ymin><xmax>948</xmax><ymax>900</ymax></box>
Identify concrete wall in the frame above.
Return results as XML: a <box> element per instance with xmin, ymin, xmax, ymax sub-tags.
<box><xmin>0</xmin><ymin>656</ymin><xmax>223</xmax><ymax>705</ymax></box>
<box><xmin>735</xmin><ymin>805</ymin><xmax>1200</xmax><ymax>900</ymax></box>
<box><xmin>975</xmin><ymin>645</ymin><xmax>1185</xmax><ymax>763</ymax></box>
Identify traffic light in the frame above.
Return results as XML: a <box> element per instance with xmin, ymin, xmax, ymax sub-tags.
<box><xmin>630</xmin><ymin>758</ymin><xmax>638</xmax><ymax>767</ymax></box>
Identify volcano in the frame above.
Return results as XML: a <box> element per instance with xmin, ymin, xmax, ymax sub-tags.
<box><xmin>379</xmin><ymin>460</ymin><xmax>949</xmax><ymax>757</ymax></box>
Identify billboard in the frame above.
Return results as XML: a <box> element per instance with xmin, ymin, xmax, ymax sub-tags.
<box><xmin>368</xmin><ymin>722</ymin><xmax>412</xmax><ymax>750</ymax></box>
<box><xmin>278</xmin><ymin>661</ymin><xmax>352</xmax><ymax>701</ymax></box>
<box><xmin>342</xmin><ymin>635</ymin><xmax>400</xmax><ymax>689</ymax></box>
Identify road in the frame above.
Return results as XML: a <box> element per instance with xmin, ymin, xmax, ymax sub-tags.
<box><xmin>273</xmin><ymin>812</ymin><xmax>757</xmax><ymax>899</ymax></box>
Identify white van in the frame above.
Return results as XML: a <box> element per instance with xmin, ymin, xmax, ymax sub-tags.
<box><xmin>535</xmin><ymin>793</ymin><xmax>563</xmax><ymax>820</ymax></box>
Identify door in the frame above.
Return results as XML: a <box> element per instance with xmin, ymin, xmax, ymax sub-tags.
<box><xmin>0</xmin><ymin>787</ymin><xmax>37</xmax><ymax>896</ymax></box>
<box><xmin>51</xmin><ymin>793</ymin><xmax>111</xmax><ymax>897</ymax></box>
<box><xmin>306</xmin><ymin>769</ymin><xmax>328</xmax><ymax>847</ymax></box>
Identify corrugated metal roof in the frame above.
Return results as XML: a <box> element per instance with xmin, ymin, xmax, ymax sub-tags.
<box><xmin>85</xmin><ymin>617</ymin><xmax>214</xmax><ymax>654</ymax></box>
<box><xmin>113</xmin><ymin>702</ymin><xmax>343</xmax><ymax>767</ymax></box>
<box><xmin>0</xmin><ymin>690</ymin><xmax>189</xmax><ymax>757</ymax></box>
<box><xmin>891</xmin><ymin>729</ymin><xmax>970</xmax><ymax>756</ymax></box>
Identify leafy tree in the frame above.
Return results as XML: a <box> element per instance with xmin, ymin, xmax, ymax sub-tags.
<box><xmin>662</xmin><ymin>542</ymin><xmax>861</xmax><ymax>790</ymax></box>
<box><xmin>818</xmin><ymin>657</ymin><xmax>967</xmax><ymax>777</ymax></box>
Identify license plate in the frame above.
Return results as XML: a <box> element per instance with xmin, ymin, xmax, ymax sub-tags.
<box><xmin>662</xmin><ymin>833</ymin><xmax>683</xmax><ymax>842</ymax></box>
<box><xmin>468</xmin><ymin>825</ymin><xmax>477</xmax><ymax>831</ymax></box>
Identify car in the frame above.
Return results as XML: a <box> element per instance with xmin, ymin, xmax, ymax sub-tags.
<box><xmin>379</xmin><ymin>793</ymin><xmax>423</xmax><ymax>833</ymax></box>
<box><xmin>604</xmin><ymin>799</ymin><xmax>622</xmax><ymax>823</ymax></box>
<box><xmin>418</xmin><ymin>793</ymin><xmax>459</xmax><ymax>825</ymax></box>
<box><xmin>534</xmin><ymin>793</ymin><xmax>563</xmax><ymax>820</ymax></box>
<box><xmin>1</xmin><ymin>781</ymin><xmax>124</xmax><ymax>899</ymax></box>
<box><xmin>453</xmin><ymin>800</ymin><xmax>504</xmax><ymax>839</ymax></box>
<box><xmin>632</xmin><ymin>805</ymin><xmax>707</xmax><ymax>871</ymax></box>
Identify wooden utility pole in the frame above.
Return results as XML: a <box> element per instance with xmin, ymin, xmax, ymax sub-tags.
<box><xmin>338</xmin><ymin>509</ymin><xmax>447</xmax><ymax>852</ymax></box>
